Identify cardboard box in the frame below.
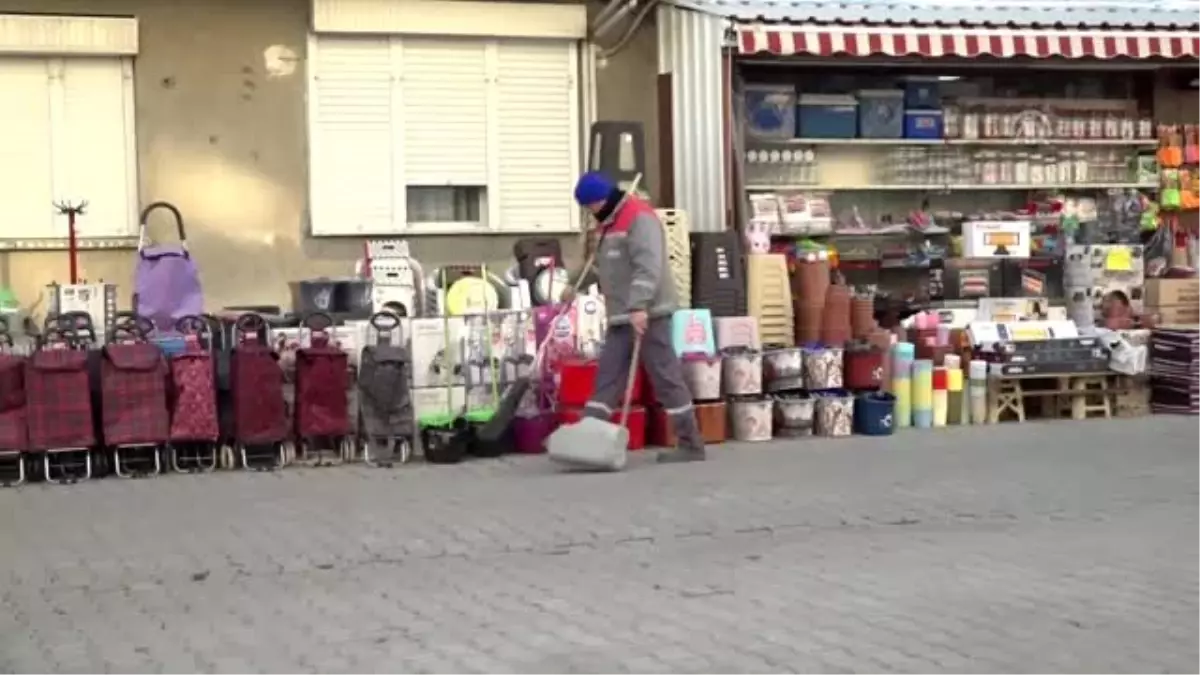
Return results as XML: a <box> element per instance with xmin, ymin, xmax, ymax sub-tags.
<box><xmin>1150</xmin><ymin>305</ymin><xmax>1200</xmax><ymax>325</ymax></box>
<box><xmin>1144</xmin><ymin>278</ymin><xmax>1200</xmax><ymax>307</ymax></box>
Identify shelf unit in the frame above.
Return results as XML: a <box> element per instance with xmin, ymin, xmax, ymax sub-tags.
<box><xmin>749</xmin><ymin>138</ymin><xmax>1158</xmax><ymax>147</ymax></box>
<box><xmin>746</xmin><ymin>182</ymin><xmax>1159</xmax><ymax>192</ymax></box>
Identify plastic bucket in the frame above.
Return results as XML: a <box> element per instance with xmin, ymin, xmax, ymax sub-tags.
<box><xmin>855</xmin><ymin>392</ymin><xmax>896</xmax><ymax>436</ymax></box>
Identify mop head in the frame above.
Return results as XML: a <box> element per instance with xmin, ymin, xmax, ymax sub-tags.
<box><xmin>547</xmin><ymin>417</ymin><xmax>628</xmax><ymax>472</ymax></box>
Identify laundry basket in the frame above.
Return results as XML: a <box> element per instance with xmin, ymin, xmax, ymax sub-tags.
<box><xmin>657</xmin><ymin>209</ymin><xmax>692</xmax><ymax>309</ymax></box>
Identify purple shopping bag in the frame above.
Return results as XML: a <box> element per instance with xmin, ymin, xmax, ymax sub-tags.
<box><xmin>135</xmin><ymin>202</ymin><xmax>204</xmax><ymax>333</ymax></box>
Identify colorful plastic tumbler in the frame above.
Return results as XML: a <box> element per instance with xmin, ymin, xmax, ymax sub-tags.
<box><xmin>946</xmin><ymin>368</ymin><xmax>965</xmax><ymax>425</ymax></box>
<box><xmin>968</xmin><ymin>360</ymin><xmax>989</xmax><ymax>425</ymax></box>
<box><xmin>911</xmin><ymin>359</ymin><xmax>934</xmax><ymax>429</ymax></box>
<box><xmin>932</xmin><ymin>367</ymin><xmax>948</xmax><ymax>427</ymax></box>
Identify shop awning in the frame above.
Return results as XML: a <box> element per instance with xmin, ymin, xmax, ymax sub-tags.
<box><xmin>736</xmin><ymin>24</ymin><xmax>1200</xmax><ymax>60</ymax></box>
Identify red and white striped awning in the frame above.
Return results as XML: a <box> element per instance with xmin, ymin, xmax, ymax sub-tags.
<box><xmin>737</xmin><ymin>24</ymin><xmax>1200</xmax><ymax>60</ymax></box>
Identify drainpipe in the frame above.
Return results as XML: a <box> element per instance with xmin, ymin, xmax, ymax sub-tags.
<box><xmin>591</xmin><ymin>0</ymin><xmax>637</xmax><ymax>41</ymax></box>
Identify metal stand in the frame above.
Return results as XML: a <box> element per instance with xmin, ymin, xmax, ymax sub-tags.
<box><xmin>53</xmin><ymin>201</ymin><xmax>88</xmax><ymax>284</ymax></box>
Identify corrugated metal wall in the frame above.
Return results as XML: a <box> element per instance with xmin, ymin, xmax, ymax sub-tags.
<box><xmin>657</xmin><ymin>5</ymin><xmax>727</xmax><ymax>232</ymax></box>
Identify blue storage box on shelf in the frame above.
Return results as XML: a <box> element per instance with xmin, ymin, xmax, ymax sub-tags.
<box><xmin>797</xmin><ymin>94</ymin><xmax>858</xmax><ymax>139</ymax></box>
<box><xmin>904</xmin><ymin>110</ymin><xmax>944</xmax><ymax>139</ymax></box>
<box><xmin>904</xmin><ymin>79</ymin><xmax>941</xmax><ymax>110</ymax></box>
<box><xmin>744</xmin><ymin>84</ymin><xmax>797</xmax><ymax>140</ymax></box>
<box><xmin>857</xmin><ymin>89</ymin><xmax>904</xmax><ymax>139</ymax></box>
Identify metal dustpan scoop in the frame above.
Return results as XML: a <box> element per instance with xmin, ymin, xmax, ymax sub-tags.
<box><xmin>547</xmin><ymin>337</ymin><xmax>641</xmax><ymax>472</ymax></box>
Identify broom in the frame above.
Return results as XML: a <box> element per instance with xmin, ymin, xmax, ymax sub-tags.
<box><xmin>476</xmin><ymin>173</ymin><xmax>641</xmax><ymax>442</ymax></box>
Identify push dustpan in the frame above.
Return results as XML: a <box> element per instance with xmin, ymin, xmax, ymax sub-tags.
<box><xmin>547</xmin><ymin>336</ymin><xmax>641</xmax><ymax>472</ymax></box>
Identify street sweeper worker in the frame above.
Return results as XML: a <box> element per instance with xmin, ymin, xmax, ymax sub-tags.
<box><xmin>565</xmin><ymin>171</ymin><xmax>707</xmax><ymax>463</ymax></box>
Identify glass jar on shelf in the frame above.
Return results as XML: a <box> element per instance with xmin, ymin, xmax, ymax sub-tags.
<box><xmin>1069</xmin><ymin>113</ymin><xmax>1088</xmax><ymax>140</ymax></box>
<box><xmin>1053</xmin><ymin>113</ymin><xmax>1072</xmax><ymax>139</ymax></box>
<box><xmin>1028</xmin><ymin>152</ymin><xmax>1045</xmax><ymax>184</ymax></box>
<box><xmin>997</xmin><ymin>151</ymin><xmax>1016</xmax><ymax>184</ymax></box>
<box><xmin>977</xmin><ymin>150</ymin><xmax>999</xmax><ymax>185</ymax></box>
<box><xmin>1072</xmin><ymin>151</ymin><xmax>1090</xmax><ymax>184</ymax></box>
<box><xmin>943</xmin><ymin>105</ymin><xmax>961</xmax><ymax>139</ymax></box>
<box><xmin>961</xmin><ymin>109</ymin><xmax>980</xmax><ymax>140</ymax></box>
<box><xmin>1119</xmin><ymin>116</ymin><xmax>1136</xmax><ymax>140</ymax></box>
<box><xmin>1043</xmin><ymin>153</ymin><xmax>1059</xmax><ymax>184</ymax></box>
<box><xmin>1013</xmin><ymin>151</ymin><xmax>1031</xmax><ymax>184</ymax></box>
<box><xmin>982</xmin><ymin>111</ymin><xmax>1001</xmax><ymax>138</ymax></box>
<box><xmin>1138</xmin><ymin>117</ymin><xmax>1154</xmax><ymax>139</ymax></box>
<box><xmin>1087</xmin><ymin>111</ymin><xmax>1105</xmax><ymax>139</ymax></box>
<box><xmin>1102</xmin><ymin>111</ymin><xmax>1120</xmax><ymax>139</ymax></box>
<box><xmin>1000</xmin><ymin>112</ymin><xmax>1019</xmax><ymax>139</ymax></box>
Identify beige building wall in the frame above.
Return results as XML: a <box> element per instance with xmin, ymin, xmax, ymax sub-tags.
<box><xmin>0</xmin><ymin>0</ymin><xmax>661</xmax><ymax>312</ymax></box>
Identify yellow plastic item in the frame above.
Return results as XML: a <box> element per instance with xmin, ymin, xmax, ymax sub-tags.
<box><xmin>657</xmin><ymin>209</ymin><xmax>692</xmax><ymax>309</ymax></box>
<box><xmin>445</xmin><ymin>276</ymin><xmax>499</xmax><ymax>316</ymax></box>
<box><xmin>746</xmin><ymin>253</ymin><xmax>795</xmax><ymax>347</ymax></box>
<box><xmin>1105</xmin><ymin>247</ymin><xmax>1133</xmax><ymax>272</ymax></box>
<box><xmin>947</xmin><ymin>368</ymin><xmax>964</xmax><ymax>392</ymax></box>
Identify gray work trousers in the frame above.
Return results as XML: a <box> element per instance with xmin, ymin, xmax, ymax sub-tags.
<box><xmin>583</xmin><ymin>318</ymin><xmax>705</xmax><ymax>451</ymax></box>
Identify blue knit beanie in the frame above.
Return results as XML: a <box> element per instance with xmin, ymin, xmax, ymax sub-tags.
<box><xmin>573</xmin><ymin>171</ymin><xmax>616</xmax><ymax>206</ymax></box>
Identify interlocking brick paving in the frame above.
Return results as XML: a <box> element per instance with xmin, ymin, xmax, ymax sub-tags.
<box><xmin>1</xmin><ymin>417</ymin><xmax>1196</xmax><ymax>673</ymax></box>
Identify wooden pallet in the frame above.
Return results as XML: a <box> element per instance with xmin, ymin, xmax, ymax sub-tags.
<box><xmin>986</xmin><ymin>371</ymin><xmax>1121</xmax><ymax>423</ymax></box>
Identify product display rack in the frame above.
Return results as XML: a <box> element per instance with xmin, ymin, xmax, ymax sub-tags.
<box><xmin>746</xmin><ymin>182</ymin><xmax>1157</xmax><ymax>192</ymax></box>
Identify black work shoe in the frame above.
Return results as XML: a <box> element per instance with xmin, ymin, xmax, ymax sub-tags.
<box><xmin>657</xmin><ymin>447</ymin><xmax>706</xmax><ymax>463</ymax></box>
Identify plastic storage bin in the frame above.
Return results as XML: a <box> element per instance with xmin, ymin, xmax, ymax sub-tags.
<box><xmin>904</xmin><ymin>110</ymin><xmax>944</xmax><ymax>139</ymax></box>
<box><xmin>744</xmin><ymin>85</ymin><xmax>797</xmax><ymax>140</ymax></box>
<box><xmin>904</xmin><ymin>80</ymin><xmax>941</xmax><ymax>110</ymax></box>
<box><xmin>798</xmin><ymin>95</ymin><xmax>858</xmax><ymax>139</ymax></box>
<box><xmin>857</xmin><ymin>90</ymin><xmax>904</xmax><ymax>139</ymax></box>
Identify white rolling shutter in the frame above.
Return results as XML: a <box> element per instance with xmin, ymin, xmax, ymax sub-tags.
<box><xmin>0</xmin><ymin>58</ymin><xmax>55</xmax><ymax>239</ymax></box>
<box><xmin>308</xmin><ymin>36</ymin><xmax>400</xmax><ymax>235</ymax></box>
<box><xmin>492</xmin><ymin>40</ymin><xmax>579</xmax><ymax>232</ymax></box>
<box><xmin>306</xmin><ymin>32</ymin><xmax>585</xmax><ymax>235</ymax></box>
<box><xmin>400</xmin><ymin>38</ymin><xmax>488</xmax><ymax>186</ymax></box>
<box><xmin>58</xmin><ymin>57</ymin><xmax>136</xmax><ymax>238</ymax></box>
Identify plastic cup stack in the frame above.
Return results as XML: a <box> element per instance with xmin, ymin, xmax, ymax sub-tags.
<box><xmin>946</xmin><ymin>366</ymin><xmax>965</xmax><ymax>425</ymax></box>
<box><xmin>911</xmin><ymin>359</ymin><xmax>934</xmax><ymax>429</ymax></box>
<box><xmin>891</xmin><ymin>342</ymin><xmax>915</xmax><ymax>427</ymax></box>
<box><xmin>932</xmin><ymin>367</ymin><xmax>949</xmax><ymax>427</ymax></box>
<box><xmin>968</xmin><ymin>360</ymin><xmax>989</xmax><ymax>425</ymax></box>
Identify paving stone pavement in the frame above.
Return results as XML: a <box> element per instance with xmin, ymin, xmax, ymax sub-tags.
<box><xmin>0</xmin><ymin>417</ymin><xmax>1196</xmax><ymax>674</ymax></box>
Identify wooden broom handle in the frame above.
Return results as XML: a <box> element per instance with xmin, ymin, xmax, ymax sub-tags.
<box><xmin>619</xmin><ymin>336</ymin><xmax>642</xmax><ymax>428</ymax></box>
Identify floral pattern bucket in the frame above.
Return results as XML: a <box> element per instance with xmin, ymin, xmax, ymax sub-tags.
<box><xmin>803</xmin><ymin>346</ymin><xmax>844</xmax><ymax>390</ymax></box>
<box><xmin>721</xmin><ymin>346</ymin><xmax>762</xmax><ymax>396</ymax></box>
<box><xmin>814</xmin><ymin>390</ymin><xmax>854</xmax><ymax>437</ymax></box>
<box><xmin>730</xmin><ymin>395</ymin><xmax>773</xmax><ymax>442</ymax></box>
<box><xmin>682</xmin><ymin>353</ymin><xmax>723</xmax><ymax>401</ymax></box>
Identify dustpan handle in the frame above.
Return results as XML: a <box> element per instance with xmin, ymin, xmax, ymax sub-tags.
<box><xmin>618</xmin><ymin>336</ymin><xmax>642</xmax><ymax>428</ymax></box>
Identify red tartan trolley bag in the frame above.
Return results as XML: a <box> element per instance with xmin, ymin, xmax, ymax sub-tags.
<box><xmin>293</xmin><ymin>312</ymin><xmax>351</xmax><ymax>466</ymax></box>
<box><xmin>231</xmin><ymin>312</ymin><xmax>288</xmax><ymax>470</ymax></box>
<box><xmin>101</xmin><ymin>314</ymin><xmax>170</xmax><ymax>478</ymax></box>
<box><xmin>0</xmin><ymin>320</ymin><xmax>28</xmax><ymax>487</ymax></box>
<box><xmin>27</xmin><ymin>324</ymin><xmax>96</xmax><ymax>484</ymax></box>
<box><xmin>168</xmin><ymin>315</ymin><xmax>220</xmax><ymax>472</ymax></box>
